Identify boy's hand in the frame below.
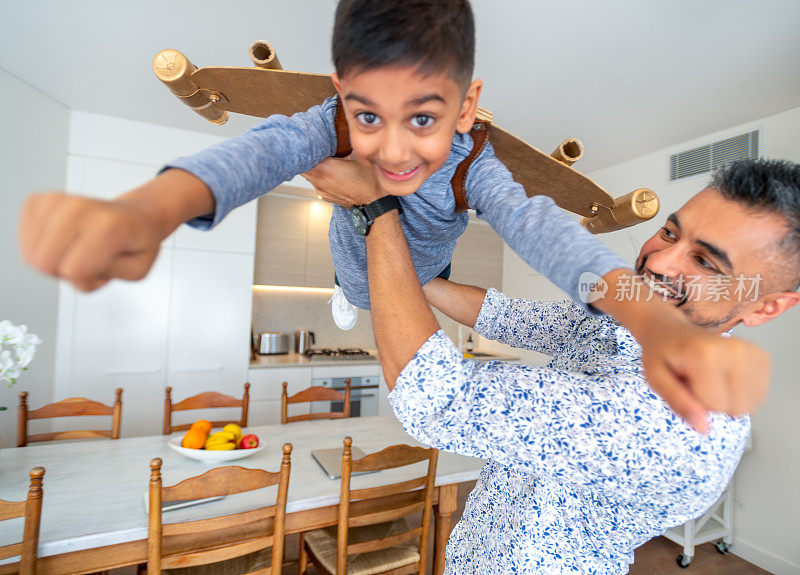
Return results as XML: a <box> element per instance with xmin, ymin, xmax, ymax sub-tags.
<box><xmin>596</xmin><ymin>270</ymin><xmax>770</xmax><ymax>432</ymax></box>
<box><xmin>636</xmin><ymin>312</ymin><xmax>770</xmax><ymax>433</ymax></box>
<box><xmin>19</xmin><ymin>193</ymin><xmax>164</xmax><ymax>292</ymax></box>
<box><xmin>303</xmin><ymin>156</ymin><xmax>385</xmax><ymax>207</ymax></box>
<box><xmin>19</xmin><ymin>169</ymin><xmax>215</xmax><ymax>292</ymax></box>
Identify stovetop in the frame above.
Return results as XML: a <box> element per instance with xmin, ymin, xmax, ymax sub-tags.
<box><xmin>304</xmin><ymin>348</ymin><xmax>376</xmax><ymax>361</ymax></box>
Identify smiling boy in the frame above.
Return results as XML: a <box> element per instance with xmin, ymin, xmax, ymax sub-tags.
<box><xmin>19</xmin><ymin>0</ymin><xmax>770</xmax><ymax>425</ymax></box>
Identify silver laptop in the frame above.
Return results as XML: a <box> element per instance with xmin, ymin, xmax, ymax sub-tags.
<box><xmin>311</xmin><ymin>446</ymin><xmax>377</xmax><ymax>480</ymax></box>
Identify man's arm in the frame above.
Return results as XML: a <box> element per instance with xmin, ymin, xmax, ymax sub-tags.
<box><xmin>425</xmin><ymin>278</ymin><xmax>588</xmax><ymax>356</ymax></box>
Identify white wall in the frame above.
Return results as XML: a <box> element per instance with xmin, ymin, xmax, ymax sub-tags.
<box><xmin>502</xmin><ymin>105</ymin><xmax>800</xmax><ymax>573</ymax></box>
<box><xmin>0</xmin><ymin>68</ymin><xmax>68</xmax><ymax>443</ymax></box>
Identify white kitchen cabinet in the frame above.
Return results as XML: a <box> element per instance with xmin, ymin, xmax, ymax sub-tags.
<box><xmin>246</xmin><ymin>367</ymin><xmax>314</xmax><ymax>426</ymax></box>
<box><xmin>63</xmin><ymin>251</ymin><xmax>171</xmax><ymax>437</ymax></box>
<box><xmin>166</xmin><ymin>249</ymin><xmax>254</xmax><ymax>398</ymax></box>
<box><xmin>55</xmin><ymin>113</ymin><xmax>258</xmax><ymax>437</ymax></box>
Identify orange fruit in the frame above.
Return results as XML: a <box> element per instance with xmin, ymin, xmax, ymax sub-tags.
<box><xmin>190</xmin><ymin>419</ymin><xmax>212</xmax><ymax>435</ymax></box>
<box><xmin>181</xmin><ymin>428</ymin><xmax>207</xmax><ymax>449</ymax></box>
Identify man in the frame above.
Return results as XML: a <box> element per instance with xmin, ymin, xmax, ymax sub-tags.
<box><xmin>305</xmin><ymin>158</ymin><xmax>800</xmax><ymax>573</ymax></box>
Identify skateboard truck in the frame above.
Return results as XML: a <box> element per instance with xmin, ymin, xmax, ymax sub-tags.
<box><xmin>153</xmin><ymin>43</ymin><xmax>659</xmax><ymax>234</ymax></box>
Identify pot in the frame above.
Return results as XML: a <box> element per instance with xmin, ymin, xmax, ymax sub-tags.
<box><xmin>294</xmin><ymin>330</ymin><xmax>316</xmax><ymax>354</ymax></box>
<box><xmin>257</xmin><ymin>331</ymin><xmax>290</xmax><ymax>355</ymax></box>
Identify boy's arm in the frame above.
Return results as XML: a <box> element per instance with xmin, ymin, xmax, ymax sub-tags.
<box><xmin>19</xmin><ymin>169</ymin><xmax>213</xmax><ymax>292</ymax></box>
<box><xmin>20</xmin><ymin>100</ymin><xmax>339</xmax><ymax>291</ymax></box>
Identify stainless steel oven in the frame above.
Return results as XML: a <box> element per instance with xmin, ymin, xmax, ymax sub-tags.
<box><xmin>312</xmin><ymin>376</ymin><xmax>379</xmax><ymax>417</ymax></box>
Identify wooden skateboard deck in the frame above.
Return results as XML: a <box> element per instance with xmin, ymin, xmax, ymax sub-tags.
<box><xmin>153</xmin><ymin>45</ymin><xmax>658</xmax><ymax>233</ymax></box>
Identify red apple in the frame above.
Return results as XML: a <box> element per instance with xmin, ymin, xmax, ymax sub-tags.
<box><xmin>239</xmin><ymin>434</ymin><xmax>259</xmax><ymax>449</ymax></box>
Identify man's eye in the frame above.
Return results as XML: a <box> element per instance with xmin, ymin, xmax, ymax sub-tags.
<box><xmin>356</xmin><ymin>112</ymin><xmax>380</xmax><ymax>126</ymax></box>
<box><xmin>410</xmin><ymin>114</ymin><xmax>434</xmax><ymax>128</ymax></box>
<box><xmin>695</xmin><ymin>256</ymin><xmax>719</xmax><ymax>273</ymax></box>
<box><xmin>660</xmin><ymin>227</ymin><xmax>676</xmax><ymax>241</ymax></box>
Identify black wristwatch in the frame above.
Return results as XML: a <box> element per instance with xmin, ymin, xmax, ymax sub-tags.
<box><xmin>349</xmin><ymin>195</ymin><xmax>403</xmax><ymax>236</ymax></box>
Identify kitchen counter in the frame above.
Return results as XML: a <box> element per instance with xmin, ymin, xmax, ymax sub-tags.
<box><xmin>249</xmin><ymin>349</ymin><xmax>520</xmax><ymax>368</ymax></box>
<box><xmin>250</xmin><ymin>351</ymin><xmax>381</xmax><ymax>368</ymax></box>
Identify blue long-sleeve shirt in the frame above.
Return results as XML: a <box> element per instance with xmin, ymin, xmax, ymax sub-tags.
<box><xmin>390</xmin><ymin>289</ymin><xmax>750</xmax><ymax>574</ymax></box>
<box><xmin>166</xmin><ymin>96</ymin><xmax>628</xmax><ymax>310</ymax></box>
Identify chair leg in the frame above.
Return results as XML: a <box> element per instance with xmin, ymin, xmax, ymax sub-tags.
<box><xmin>298</xmin><ymin>533</ymin><xmax>308</xmax><ymax>574</ymax></box>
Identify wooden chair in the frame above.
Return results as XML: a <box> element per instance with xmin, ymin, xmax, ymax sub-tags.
<box><xmin>163</xmin><ymin>383</ymin><xmax>250</xmax><ymax>435</ymax></box>
<box><xmin>299</xmin><ymin>437</ymin><xmax>438</xmax><ymax>575</ymax></box>
<box><xmin>146</xmin><ymin>444</ymin><xmax>292</xmax><ymax>574</ymax></box>
<box><xmin>0</xmin><ymin>467</ymin><xmax>45</xmax><ymax>575</ymax></box>
<box><xmin>17</xmin><ymin>389</ymin><xmax>123</xmax><ymax>447</ymax></box>
<box><xmin>280</xmin><ymin>379</ymin><xmax>351</xmax><ymax>424</ymax></box>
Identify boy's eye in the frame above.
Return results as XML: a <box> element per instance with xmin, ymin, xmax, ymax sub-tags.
<box><xmin>356</xmin><ymin>112</ymin><xmax>380</xmax><ymax>126</ymax></box>
<box><xmin>410</xmin><ymin>114</ymin><xmax>434</xmax><ymax>128</ymax></box>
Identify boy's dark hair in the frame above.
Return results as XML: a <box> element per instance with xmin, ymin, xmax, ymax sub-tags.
<box><xmin>332</xmin><ymin>0</ymin><xmax>475</xmax><ymax>87</ymax></box>
<box><xmin>711</xmin><ymin>158</ymin><xmax>800</xmax><ymax>290</ymax></box>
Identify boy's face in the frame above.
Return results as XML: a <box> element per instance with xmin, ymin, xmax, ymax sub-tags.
<box><xmin>332</xmin><ymin>66</ymin><xmax>482</xmax><ymax>197</ymax></box>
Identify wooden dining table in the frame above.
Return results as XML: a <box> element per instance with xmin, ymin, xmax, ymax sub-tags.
<box><xmin>0</xmin><ymin>415</ymin><xmax>484</xmax><ymax>574</ymax></box>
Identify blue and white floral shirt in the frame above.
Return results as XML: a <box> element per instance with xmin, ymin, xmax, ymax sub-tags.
<box><xmin>389</xmin><ymin>289</ymin><xmax>750</xmax><ymax>574</ymax></box>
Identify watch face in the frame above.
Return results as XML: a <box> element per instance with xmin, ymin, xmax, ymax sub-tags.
<box><xmin>349</xmin><ymin>207</ymin><xmax>369</xmax><ymax>236</ymax></box>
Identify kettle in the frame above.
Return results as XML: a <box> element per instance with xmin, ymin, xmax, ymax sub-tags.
<box><xmin>294</xmin><ymin>329</ymin><xmax>316</xmax><ymax>354</ymax></box>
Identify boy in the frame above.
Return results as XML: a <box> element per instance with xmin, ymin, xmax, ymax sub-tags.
<box><xmin>19</xmin><ymin>0</ymin><xmax>769</xmax><ymax>425</ymax></box>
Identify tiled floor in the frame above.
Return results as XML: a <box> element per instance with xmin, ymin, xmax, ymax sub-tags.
<box><xmin>113</xmin><ymin>480</ymin><xmax>772</xmax><ymax>574</ymax></box>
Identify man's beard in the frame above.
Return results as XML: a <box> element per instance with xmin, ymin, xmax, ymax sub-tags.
<box><xmin>634</xmin><ymin>255</ymin><xmax>741</xmax><ymax>330</ymax></box>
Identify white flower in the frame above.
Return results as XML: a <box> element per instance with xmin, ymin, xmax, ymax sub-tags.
<box><xmin>0</xmin><ymin>321</ymin><xmax>40</xmax><ymax>386</ymax></box>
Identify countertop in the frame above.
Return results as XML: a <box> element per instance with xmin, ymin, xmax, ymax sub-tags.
<box><xmin>249</xmin><ymin>349</ymin><xmax>520</xmax><ymax>369</ymax></box>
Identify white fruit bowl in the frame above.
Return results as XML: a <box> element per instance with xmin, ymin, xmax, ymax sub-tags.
<box><xmin>167</xmin><ymin>438</ymin><xmax>264</xmax><ymax>463</ymax></box>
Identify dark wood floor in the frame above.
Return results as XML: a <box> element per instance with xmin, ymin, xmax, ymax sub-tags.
<box><xmin>631</xmin><ymin>537</ymin><xmax>771</xmax><ymax>574</ymax></box>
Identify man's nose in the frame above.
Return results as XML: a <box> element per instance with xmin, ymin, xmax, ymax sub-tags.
<box><xmin>645</xmin><ymin>245</ymin><xmax>684</xmax><ymax>278</ymax></box>
<box><xmin>378</xmin><ymin>126</ymin><xmax>412</xmax><ymax>166</ymax></box>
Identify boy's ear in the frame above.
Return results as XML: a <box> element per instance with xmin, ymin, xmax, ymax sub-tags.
<box><xmin>332</xmin><ymin>73</ymin><xmax>343</xmax><ymax>98</ymax></box>
<box><xmin>740</xmin><ymin>290</ymin><xmax>800</xmax><ymax>327</ymax></box>
<box><xmin>455</xmin><ymin>78</ymin><xmax>484</xmax><ymax>134</ymax></box>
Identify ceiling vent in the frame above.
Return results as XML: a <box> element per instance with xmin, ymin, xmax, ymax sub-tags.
<box><xmin>669</xmin><ymin>130</ymin><xmax>759</xmax><ymax>181</ymax></box>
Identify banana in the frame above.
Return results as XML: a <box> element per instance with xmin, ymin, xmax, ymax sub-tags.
<box><xmin>204</xmin><ymin>442</ymin><xmax>236</xmax><ymax>451</ymax></box>
<box><xmin>223</xmin><ymin>424</ymin><xmax>242</xmax><ymax>441</ymax></box>
<box><xmin>208</xmin><ymin>431</ymin><xmax>236</xmax><ymax>441</ymax></box>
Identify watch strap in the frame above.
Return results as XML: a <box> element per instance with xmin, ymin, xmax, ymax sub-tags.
<box><xmin>362</xmin><ymin>195</ymin><xmax>402</xmax><ymax>222</ymax></box>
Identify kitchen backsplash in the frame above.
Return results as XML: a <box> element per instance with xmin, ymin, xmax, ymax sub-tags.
<box><xmin>251</xmin><ymin>290</ymin><xmax>473</xmax><ymax>352</ymax></box>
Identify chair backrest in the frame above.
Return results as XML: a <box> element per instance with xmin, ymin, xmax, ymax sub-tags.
<box><xmin>17</xmin><ymin>390</ymin><xmax>123</xmax><ymax>447</ymax></box>
<box><xmin>0</xmin><ymin>467</ymin><xmax>45</xmax><ymax>575</ymax></box>
<box><xmin>280</xmin><ymin>379</ymin><xmax>351</xmax><ymax>424</ymax></box>
<box><xmin>147</xmin><ymin>444</ymin><xmax>292</xmax><ymax>575</ymax></box>
<box><xmin>163</xmin><ymin>383</ymin><xmax>250</xmax><ymax>435</ymax></box>
<box><xmin>336</xmin><ymin>437</ymin><xmax>438</xmax><ymax>575</ymax></box>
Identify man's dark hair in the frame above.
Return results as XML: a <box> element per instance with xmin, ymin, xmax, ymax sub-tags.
<box><xmin>711</xmin><ymin>158</ymin><xmax>800</xmax><ymax>289</ymax></box>
<box><xmin>332</xmin><ymin>0</ymin><xmax>475</xmax><ymax>87</ymax></box>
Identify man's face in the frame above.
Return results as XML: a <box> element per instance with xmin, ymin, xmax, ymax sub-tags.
<box><xmin>332</xmin><ymin>65</ymin><xmax>480</xmax><ymax>197</ymax></box>
<box><xmin>636</xmin><ymin>188</ymin><xmax>792</xmax><ymax>332</ymax></box>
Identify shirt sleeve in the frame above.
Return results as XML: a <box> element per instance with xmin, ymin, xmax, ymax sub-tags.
<box><xmin>163</xmin><ymin>97</ymin><xmax>339</xmax><ymax>230</ymax></box>
<box><xmin>465</xmin><ymin>147</ymin><xmax>630</xmax><ymax>313</ymax></box>
<box><xmin>474</xmin><ymin>288</ymin><xmax>588</xmax><ymax>356</ymax></box>
<box><xmin>389</xmin><ymin>330</ymin><xmax>749</xmax><ymax>508</ymax></box>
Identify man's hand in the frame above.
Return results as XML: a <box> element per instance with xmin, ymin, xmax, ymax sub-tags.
<box><xmin>303</xmin><ymin>156</ymin><xmax>384</xmax><ymax>207</ymax></box>
<box><xmin>18</xmin><ymin>168</ymin><xmax>215</xmax><ymax>292</ymax></box>
<box><xmin>596</xmin><ymin>270</ymin><xmax>770</xmax><ymax>432</ymax></box>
